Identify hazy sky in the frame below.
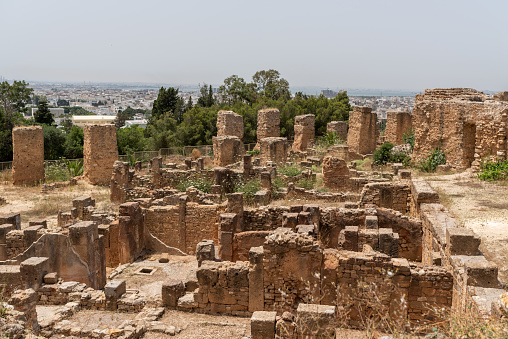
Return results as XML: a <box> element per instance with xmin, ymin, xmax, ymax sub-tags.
<box><xmin>2</xmin><ymin>0</ymin><xmax>507</xmax><ymax>91</ymax></box>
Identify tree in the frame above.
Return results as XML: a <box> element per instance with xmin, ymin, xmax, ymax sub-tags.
<box><xmin>117</xmin><ymin>126</ymin><xmax>150</xmax><ymax>155</ymax></box>
<box><xmin>34</xmin><ymin>99</ymin><xmax>55</xmax><ymax>125</ymax></box>
<box><xmin>63</xmin><ymin>126</ymin><xmax>84</xmax><ymax>158</ymax></box>
<box><xmin>114</xmin><ymin>110</ymin><xmax>130</xmax><ymax>129</ymax></box>
<box><xmin>0</xmin><ymin>80</ymin><xmax>33</xmax><ymax>161</ymax></box>
<box><xmin>151</xmin><ymin>87</ymin><xmax>182</xmax><ymax>122</ymax></box>
<box><xmin>43</xmin><ymin>125</ymin><xmax>66</xmax><ymax>160</ymax></box>
<box><xmin>197</xmin><ymin>84</ymin><xmax>215</xmax><ymax>107</ymax></box>
<box><xmin>186</xmin><ymin>96</ymin><xmax>193</xmax><ymax>112</ymax></box>
<box><xmin>218</xmin><ymin>75</ymin><xmax>257</xmax><ymax>105</ymax></box>
<box><xmin>252</xmin><ymin>69</ymin><xmax>291</xmax><ymax>101</ymax></box>
<box><xmin>57</xmin><ymin>99</ymin><xmax>70</xmax><ymax>106</ymax></box>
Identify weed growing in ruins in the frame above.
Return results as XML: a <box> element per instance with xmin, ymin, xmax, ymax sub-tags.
<box><xmin>316</xmin><ymin>131</ymin><xmax>344</xmax><ymax>148</ymax></box>
<box><xmin>45</xmin><ymin>162</ymin><xmax>70</xmax><ymax>182</ymax></box>
<box><xmin>175</xmin><ymin>176</ymin><xmax>213</xmax><ymax>193</ymax></box>
<box><xmin>373</xmin><ymin>143</ymin><xmax>395</xmax><ymax>165</ymax></box>
<box><xmin>247</xmin><ymin>149</ymin><xmax>260</xmax><ymax>156</ymax></box>
<box><xmin>478</xmin><ymin>159</ymin><xmax>508</xmax><ymax>181</ymax></box>
<box><xmin>402</xmin><ymin>128</ymin><xmax>415</xmax><ymax>151</ymax></box>
<box><xmin>62</xmin><ymin>158</ymin><xmax>83</xmax><ymax>177</ymax></box>
<box><xmin>271</xmin><ymin>176</ymin><xmax>287</xmax><ymax>193</ymax></box>
<box><xmin>0</xmin><ymin>169</ymin><xmax>11</xmax><ymax>183</ymax></box>
<box><xmin>278</xmin><ymin>165</ymin><xmax>303</xmax><ymax>177</ymax></box>
<box><xmin>311</xmin><ymin>165</ymin><xmax>322</xmax><ymax>173</ymax></box>
<box><xmin>417</xmin><ymin>148</ymin><xmax>446</xmax><ymax>172</ymax></box>
<box><xmin>233</xmin><ymin>178</ymin><xmax>260</xmax><ymax>205</ymax></box>
<box><xmin>295</xmin><ymin>177</ymin><xmax>315</xmax><ymax>190</ymax></box>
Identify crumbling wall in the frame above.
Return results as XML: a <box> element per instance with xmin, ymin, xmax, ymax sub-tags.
<box><xmin>259</xmin><ymin>137</ymin><xmax>288</xmax><ymax>165</ymax></box>
<box><xmin>256</xmin><ymin>108</ymin><xmax>280</xmax><ymax>147</ymax></box>
<box><xmin>322</xmin><ymin>156</ymin><xmax>351</xmax><ymax>190</ymax></box>
<box><xmin>194</xmin><ymin>260</ymin><xmax>250</xmax><ymax>316</ymax></box>
<box><xmin>327</xmin><ymin>121</ymin><xmax>348</xmax><ymax>141</ymax></box>
<box><xmin>347</xmin><ymin>106</ymin><xmax>378</xmax><ymax>154</ymax></box>
<box><xmin>212</xmin><ymin>136</ymin><xmax>244</xmax><ymax>166</ymax></box>
<box><xmin>185</xmin><ymin>204</ymin><xmax>220</xmax><ymax>254</ymax></box>
<box><xmin>83</xmin><ymin>124</ymin><xmax>118</xmax><ymax>185</ymax></box>
<box><xmin>320</xmin><ymin>207</ymin><xmax>366</xmax><ymax>248</ymax></box>
<box><xmin>292</xmin><ymin>114</ymin><xmax>315</xmax><ymax>152</ymax></box>
<box><xmin>217</xmin><ymin>110</ymin><xmax>244</xmax><ymax>139</ymax></box>
<box><xmin>263</xmin><ymin>228</ymin><xmax>322</xmax><ymax>312</ymax></box>
<box><xmin>232</xmin><ymin>231</ymin><xmax>270</xmax><ymax>262</ymax></box>
<box><xmin>384</xmin><ymin>111</ymin><xmax>412</xmax><ymax>145</ymax></box>
<box><xmin>12</xmin><ymin>126</ymin><xmax>44</xmax><ymax>185</ymax></box>
<box><xmin>359</xmin><ymin>182</ymin><xmax>411</xmax><ymax>214</ymax></box>
<box><xmin>412</xmin><ymin>88</ymin><xmax>508</xmax><ymax>170</ymax></box>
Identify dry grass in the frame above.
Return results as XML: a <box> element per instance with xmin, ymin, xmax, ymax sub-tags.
<box><xmin>0</xmin><ymin>170</ymin><xmax>12</xmax><ymax>184</ymax></box>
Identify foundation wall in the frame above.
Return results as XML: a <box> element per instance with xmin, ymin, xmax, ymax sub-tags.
<box><xmin>12</xmin><ymin>126</ymin><xmax>44</xmax><ymax>185</ymax></box>
<box><xmin>83</xmin><ymin>124</ymin><xmax>118</xmax><ymax>185</ymax></box>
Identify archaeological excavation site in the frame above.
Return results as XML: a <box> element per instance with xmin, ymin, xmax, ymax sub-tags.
<box><xmin>0</xmin><ymin>88</ymin><xmax>508</xmax><ymax>338</ymax></box>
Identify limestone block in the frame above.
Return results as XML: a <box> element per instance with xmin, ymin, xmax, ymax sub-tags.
<box><xmin>251</xmin><ymin>311</ymin><xmax>276</xmax><ymax>339</ymax></box>
<box><xmin>12</xmin><ymin>126</ymin><xmax>44</xmax><ymax>185</ymax></box>
<box><xmin>43</xmin><ymin>272</ymin><xmax>58</xmax><ymax>284</ymax></box>
<box><xmin>384</xmin><ymin>111</ymin><xmax>412</xmax><ymax>145</ymax></box>
<box><xmin>365</xmin><ymin>215</ymin><xmax>378</xmax><ymax>229</ymax></box>
<box><xmin>0</xmin><ymin>213</ymin><xmax>21</xmax><ymax>230</ymax></box>
<box><xmin>465</xmin><ymin>260</ymin><xmax>499</xmax><ymax>288</ymax></box>
<box><xmin>446</xmin><ymin>227</ymin><xmax>481</xmax><ymax>256</ymax></box>
<box><xmin>296</xmin><ymin>304</ymin><xmax>336</xmax><ymax>338</ymax></box>
<box><xmin>104</xmin><ymin>280</ymin><xmax>126</xmax><ymax>298</ymax></box>
<box><xmin>217</xmin><ymin>110</ymin><xmax>244</xmax><ymax>139</ymax></box>
<box><xmin>282</xmin><ymin>213</ymin><xmax>299</xmax><ymax>229</ymax></box>
<box><xmin>20</xmin><ymin>257</ymin><xmax>49</xmax><ymax>290</ymax></box>
<box><xmin>196</xmin><ymin>240</ymin><xmax>215</xmax><ymax>266</ymax></box>
<box><xmin>338</xmin><ymin>226</ymin><xmax>358</xmax><ymax>251</ymax></box>
<box><xmin>257</xmin><ymin>108</ymin><xmax>280</xmax><ymax>146</ymax></box>
<box><xmin>162</xmin><ymin>279</ymin><xmax>185</xmax><ymax>308</ymax></box>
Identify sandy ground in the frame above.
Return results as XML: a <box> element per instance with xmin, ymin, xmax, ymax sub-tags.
<box><xmin>423</xmin><ymin>171</ymin><xmax>508</xmax><ymax>284</ymax></box>
<box><xmin>0</xmin><ymin>180</ymin><xmax>113</xmax><ymax>229</ymax></box>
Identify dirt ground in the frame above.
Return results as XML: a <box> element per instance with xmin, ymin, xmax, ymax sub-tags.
<box><xmin>0</xmin><ymin>179</ymin><xmax>114</xmax><ymax>229</ymax></box>
<box><xmin>423</xmin><ymin>171</ymin><xmax>508</xmax><ymax>284</ymax></box>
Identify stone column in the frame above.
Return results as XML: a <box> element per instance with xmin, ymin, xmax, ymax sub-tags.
<box><xmin>249</xmin><ymin>246</ymin><xmax>265</xmax><ymax>312</ymax></box>
<box><xmin>385</xmin><ymin>111</ymin><xmax>412</xmax><ymax>145</ymax></box>
<box><xmin>256</xmin><ymin>108</ymin><xmax>280</xmax><ymax>149</ymax></box>
<box><xmin>12</xmin><ymin>126</ymin><xmax>44</xmax><ymax>185</ymax></box>
<box><xmin>218</xmin><ymin>213</ymin><xmax>236</xmax><ymax>261</ymax></box>
<box><xmin>110</xmin><ymin>161</ymin><xmax>131</xmax><ymax>203</ymax></box>
<box><xmin>217</xmin><ymin>110</ymin><xmax>244</xmax><ymax>139</ymax></box>
<box><xmin>226</xmin><ymin>193</ymin><xmax>244</xmax><ymax>232</ymax></box>
<box><xmin>212</xmin><ymin>136</ymin><xmax>244</xmax><ymax>166</ymax></box>
<box><xmin>292</xmin><ymin>114</ymin><xmax>315</xmax><ymax>152</ymax></box>
<box><xmin>150</xmin><ymin>157</ymin><xmax>162</xmax><ymax>188</ymax></box>
<box><xmin>259</xmin><ymin>137</ymin><xmax>288</xmax><ymax>165</ymax></box>
<box><xmin>347</xmin><ymin>106</ymin><xmax>378</xmax><ymax>154</ymax></box>
<box><xmin>83</xmin><ymin>124</ymin><xmax>118</xmax><ymax>185</ymax></box>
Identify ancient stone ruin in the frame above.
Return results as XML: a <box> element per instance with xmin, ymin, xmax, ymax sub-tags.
<box><xmin>12</xmin><ymin>126</ymin><xmax>44</xmax><ymax>185</ymax></box>
<box><xmin>327</xmin><ymin>121</ymin><xmax>348</xmax><ymax>141</ymax></box>
<box><xmin>384</xmin><ymin>111</ymin><xmax>412</xmax><ymax>145</ymax></box>
<box><xmin>412</xmin><ymin>88</ymin><xmax>508</xmax><ymax>170</ymax></box>
<box><xmin>0</xmin><ymin>91</ymin><xmax>507</xmax><ymax>338</ymax></box>
<box><xmin>292</xmin><ymin>114</ymin><xmax>315</xmax><ymax>152</ymax></box>
<box><xmin>83</xmin><ymin>124</ymin><xmax>118</xmax><ymax>185</ymax></box>
<box><xmin>256</xmin><ymin>108</ymin><xmax>280</xmax><ymax>148</ymax></box>
<box><xmin>347</xmin><ymin>106</ymin><xmax>379</xmax><ymax>155</ymax></box>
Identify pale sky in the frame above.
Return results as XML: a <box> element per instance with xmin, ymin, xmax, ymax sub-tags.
<box><xmin>1</xmin><ymin>0</ymin><xmax>507</xmax><ymax>91</ymax></box>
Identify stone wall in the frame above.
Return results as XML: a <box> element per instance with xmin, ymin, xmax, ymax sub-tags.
<box><xmin>257</xmin><ymin>108</ymin><xmax>280</xmax><ymax>147</ymax></box>
<box><xmin>384</xmin><ymin>111</ymin><xmax>412</xmax><ymax>145</ymax></box>
<box><xmin>212</xmin><ymin>136</ymin><xmax>244</xmax><ymax>166</ymax></box>
<box><xmin>259</xmin><ymin>137</ymin><xmax>288</xmax><ymax>165</ymax></box>
<box><xmin>263</xmin><ymin>228</ymin><xmax>322</xmax><ymax>313</ymax></box>
<box><xmin>347</xmin><ymin>106</ymin><xmax>378</xmax><ymax>154</ymax></box>
<box><xmin>194</xmin><ymin>260</ymin><xmax>250</xmax><ymax>316</ymax></box>
<box><xmin>412</xmin><ymin>88</ymin><xmax>508</xmax><ymax>170</ymax></box>
<box><xmin>359</xmin><ymin>181</ymin><xmax>411</xmax><ymax>214</ymax></box>
<box><xmin>232</xmin><ymin>231</ymin><xmax>270</xmax><ymax>262</ymax></box>
<box><xmin>327</xmin><ymin>121</ymin><xmax>348</xmax><ymax>141</ymax></box>
<box><xmin>217</xmin><ymin>110</ymin><xmax>244</xmax><ymax>139</ymax></box>
<box><xmin>322</xmin><ymin>156</ymin><xmax>350</xmax><ymax>190</ymax></box>
<box><xmin>83</xmin><ymin>124</ymin><xmax>118</xmax><ymax>185</ymax></box>
<box><xmin>144</xmin><ymin>202</ymin><xmax>220</xmax><ymax>254</ymax></box>
<box><xmin>292</xmin><ymin>114</ymin><xmax>315</xmax><ymax>152</ymax></box>
<box><xmin>12</xmin><ymin>126</ymin><xmax>44</xmax><ymax>185</ymax></box>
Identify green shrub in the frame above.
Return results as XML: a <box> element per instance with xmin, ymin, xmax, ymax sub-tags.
<box><xmin>278</xmin><ymin>165</ymin><xmax>303</xmax><ymax>177</ymax></box>
<box><xmin>175</xmin><ymin>176</ymin><xmax>213</xmax><ymax>193</ymax></box>
<box><xmin>295</xmin><ymin>177</ymin><xmax>315</xmax><ymax>190</ymax></box>
<box><xmin>45</xmin><ymin>162</ymin><xmax>70</xmax><ymax>182</ymax></box>
<box><xmin>417</xmin><ymin>148</ymin><xmax>446</xmax><ymax>172</ymax></box>
<box><xmin>62</xmin><ymin>158</ymin><xmax>83</xmax><ymax>177</ymax></box>
<box><xmin>271</xmin><ymin>177</ymin><xmax>287</xmax><ymax>192</ymax></box>
<box><xmin>247</xmin><ymin>149</ymin><xmax>260</xmax><ymax>156</ymax></box>
<box><xmin>234</xmin><ymin>179</ymin><xmax>261</xmax><ymax>204</ymax></box>
<box><xmin>402</xmin><ymin>128</ymin><xmax>415</xmax><ymax>151</ymax></box>
<box><xmin>373</xmin><ymin>142</ymin><xmax>395</xmax><ymax>165</ymax></box>
<box><xmin>390</xmin><ymin>152</ymin><xmax>411</xmax><ymax>167</ymax></box>
<box><xmin>478</xmin><ymin>159</ymin><xmax>508</xmax><ymax>181</ymax></box>
<box><xmin>316</xmin><ymin>131</ymin><xmax>343</xmax><ymax>148</ymax></box>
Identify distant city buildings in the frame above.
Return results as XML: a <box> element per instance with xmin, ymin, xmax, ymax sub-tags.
<box><xmin>25</xmin><ymin>107</ymin><xmax>65</xmax><ymax>119</ymax></box>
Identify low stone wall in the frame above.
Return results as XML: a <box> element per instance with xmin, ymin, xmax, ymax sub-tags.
<box><xmin>360</xmin><ymin>181</ymin><xmax>411</xmax><ymax>214</ymax></box>
<box><xmin>232</xmin><ymin>231</ymin><xmax>270</xmax><ymax>262</ymax></box>
<box><xmin>194</xmin><ymin>260</ymin><xmax>250</xmax><ymax>316</ymax></box>
<box><xmin>320</xmin><ymin>207</ymin><xmax>366</xmax><ymax>248</ymax></box>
